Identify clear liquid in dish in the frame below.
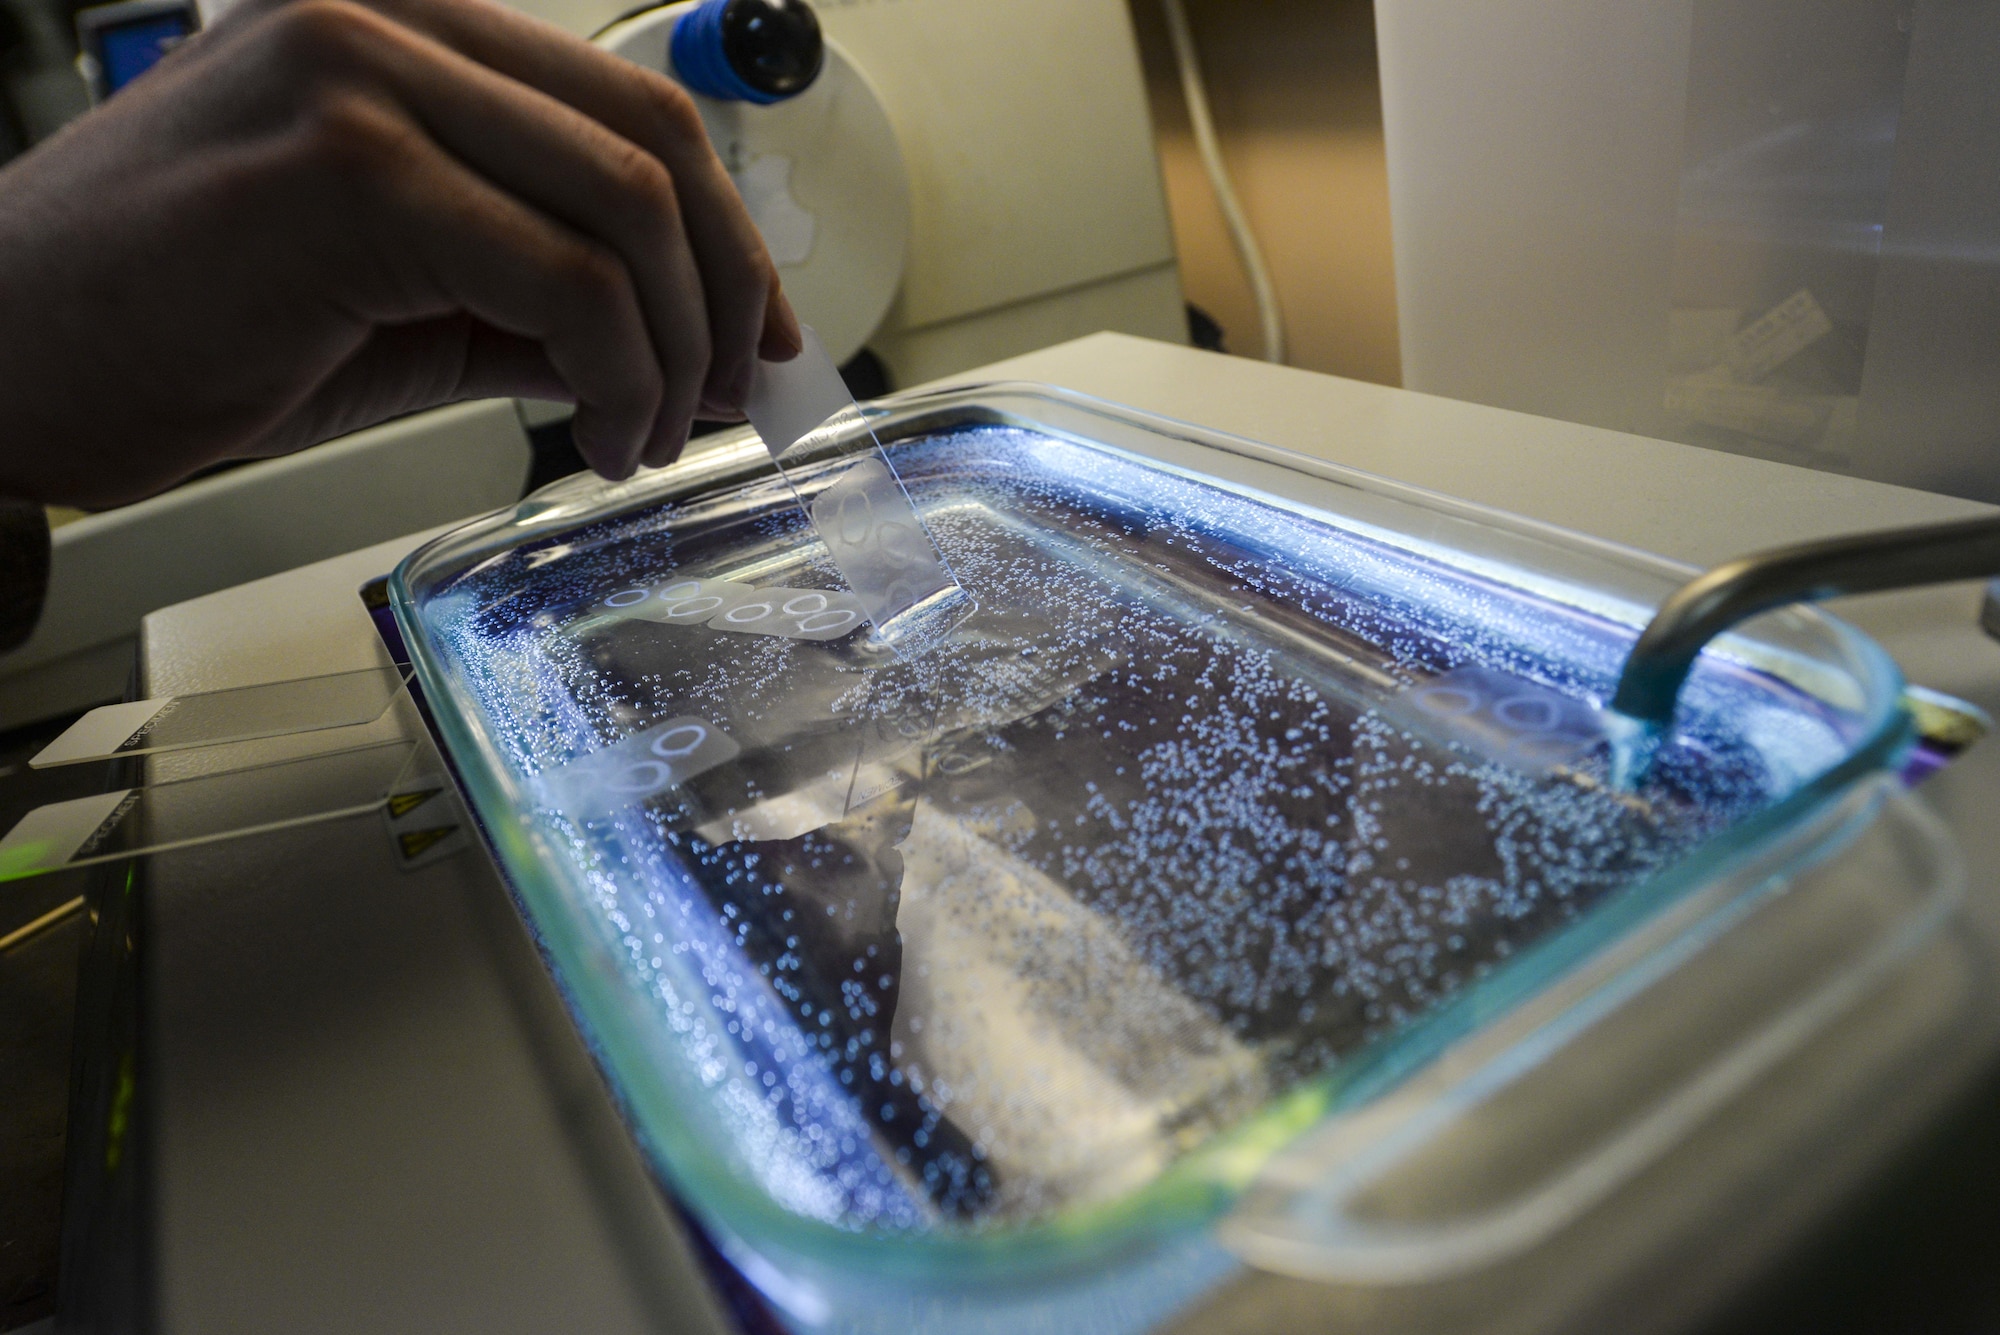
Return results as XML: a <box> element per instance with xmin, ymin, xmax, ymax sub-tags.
<box><xmin>412</xmin><ymin>425</ymin><xmax>1858</xmax><ymax>1233</ymax></box>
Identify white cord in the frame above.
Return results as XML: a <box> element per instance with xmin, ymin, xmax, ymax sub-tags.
<box><xmin>1160</xmin><ymin>0</ymin><xmax>1285</xmax><ymax>365</ymax></box>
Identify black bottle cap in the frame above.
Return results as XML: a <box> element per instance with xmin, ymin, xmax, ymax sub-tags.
<box><xmin>720</xmin><ymin>0</ymin><xmax>824</xmax><ymax>100</ymax></box>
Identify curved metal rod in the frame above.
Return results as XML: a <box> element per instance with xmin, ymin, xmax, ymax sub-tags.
<box><xmin>1611</xmin><ymin>513</ymin><xmax>2000</xmax><ymax>729</ymax></box>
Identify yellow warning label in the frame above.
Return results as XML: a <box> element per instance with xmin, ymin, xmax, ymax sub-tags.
<box><xmin>387</xmin><ymin>788</ymin><xmax>442</xmax><ymax>820</ymax></box>
<box><xmin>397</xmin><ymin>826</ymin><xmax>458</xmax><ymax>861</ymax></box>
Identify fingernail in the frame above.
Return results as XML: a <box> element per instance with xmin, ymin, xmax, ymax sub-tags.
<box><xmin>770</xmin><ymin>289</ymin><xmax>803</xmax><ymax>359</ymax></box>
<box><xmin>644</xmin><ymin>416</ymin><xmax>691</xmax><ymax>470</ymax></box>
<box><xmin>574</xmin><ymin>414</ymin><xmax>635</xmax><ymax>482</ymax></box>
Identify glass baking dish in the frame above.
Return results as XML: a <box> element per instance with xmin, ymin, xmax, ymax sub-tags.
<box><xmin>389</xmin><ymin>384</ymin><xmax>1933</xmax><ymax>1296</ymax></box>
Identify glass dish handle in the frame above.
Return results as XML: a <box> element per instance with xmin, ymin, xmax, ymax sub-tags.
<box><xmin>1219</xmin><ymin>778</ymin><xmax>1965</xmax><ymax>1284</ymax></box>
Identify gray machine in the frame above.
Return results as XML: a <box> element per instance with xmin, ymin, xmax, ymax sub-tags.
<box><xmin>41</xmin><ymin>332</ymin><xmax>2000</xmax><ymax>1335</ymax></box>
<box><xmin>22</xmin><ymin>1</ymin><xmax>2000</xmax><ymax>1332</ymax></box>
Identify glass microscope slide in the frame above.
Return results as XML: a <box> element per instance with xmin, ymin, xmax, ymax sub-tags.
<box><xmin>30</xmin><ymin>665</ymin><xmax>410</xmax><ymax>768</ymax></box>
<box><xmin>0</xmin><ymin>740</ymin><xmax>415</xmax><ymax>879</ymax></box>
<box><xmin>743</xmin><ymin>326</ymin><xmax>961</xmax><ymax>635</ymax></box>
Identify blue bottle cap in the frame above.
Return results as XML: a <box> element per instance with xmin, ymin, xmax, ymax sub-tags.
<box><xmin>670</xmin><ymin>0</ymin><xmax>824</xmax><ymax>105</ymax></box>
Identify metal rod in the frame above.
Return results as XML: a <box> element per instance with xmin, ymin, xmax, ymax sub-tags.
<box><xmin>0</xmin><ymin>895</ymin><xmax>86</xmax><ymax>952</ymax></box>
<box><xmin>1611</xmin><ymin>513</ymin><xmax>2000</xmax><ymax>729</ymax></box>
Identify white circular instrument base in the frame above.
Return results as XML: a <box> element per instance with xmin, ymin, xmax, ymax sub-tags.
<box><xmin>595</xmin><ymin>5</ymin><xmax>911</xmax><ymax>367</ymax></box>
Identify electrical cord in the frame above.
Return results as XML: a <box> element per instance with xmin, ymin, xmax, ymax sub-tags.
<box><xmin>1160</xmin><ymin>0</ymin><xmax>1285</xmax><ymax>365</ymax></box>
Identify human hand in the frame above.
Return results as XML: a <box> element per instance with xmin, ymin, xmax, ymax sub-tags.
<box><xmin>0</xmin><ymin>0</ymin><xmax>800</xmax><ymax>508</ymax></box>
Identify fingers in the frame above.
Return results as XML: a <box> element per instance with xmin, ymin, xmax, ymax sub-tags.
<box><xmin>246</xmin><ymin>315</ymin><xmax>567</xmax><ymax>456</ymax></box>
<box><xmin>763</xmin><ymin>277</ymin><xmax>803</xmax><ymax>363</ymax></box>
<box><xmin>186</xmin><ymin>0</ymin><xmax>804</xmax><ymax>474</ymax></box>
<box><xmin>364</xmin><ymin>0</ymin><xmax>803</xmax><ymax>395</ymax></box>
<box><xmin>297</xmin><ymin>3</ymin><xmax>712</xmax><ymax>461</ymax></box>
<box><xmin>307</xmin><ymin>91</ymin><xmax>664</xmax><ymax>476</ymax></box>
